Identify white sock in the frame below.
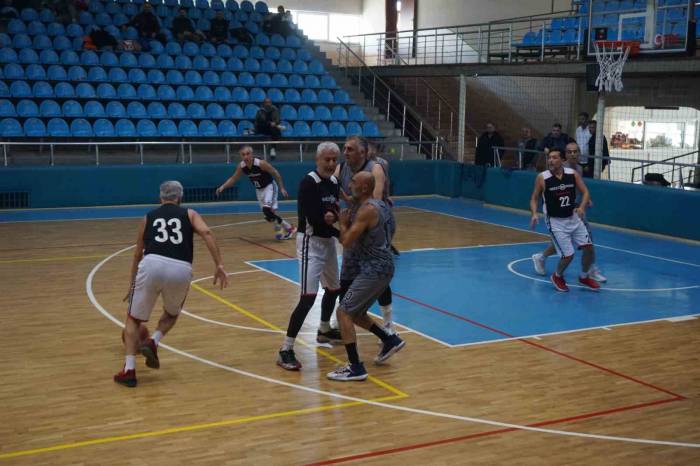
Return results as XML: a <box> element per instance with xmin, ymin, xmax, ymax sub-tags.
<box><xmin>282</xmin><ymin>336</ymin><xmax>295</xmax><ymax>351</ymax></box>
<box><xmin>124</xmin><ymin>355</ymin><xmax>136</xmax><ymax>371</ymax></box>
<box><xmin>152</xmin><ymin>330</ymin><xmax>163</xmax><ymax>345</ymax></box>
<box><xmin>319</xmin><ymin>321</ymin><xmax>331</xmax><ymax>332</ymax></box>
<box><xmin>380</xmin><ymin>304</ymin><xmax>393</xmax><ymax>327</ymax></box>
<box><xmin>281</xmin><ymin>220</ymin><xmax>291</xmax><ymax>230</ymax></box>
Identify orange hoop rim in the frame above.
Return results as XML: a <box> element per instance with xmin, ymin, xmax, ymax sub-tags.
<box><xmin>593</xmin><ymin>40</ymin><xmax>641</xmax><ymax>56</ymax></box>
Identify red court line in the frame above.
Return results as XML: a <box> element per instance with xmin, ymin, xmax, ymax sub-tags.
<box><xmin>238</xmin><ymin>236</ymin><xmax>295</xmax><ymax>258</ymax></box>
<box><xmin>305</xmin><ymin>397</ymin><xmax>681</xmax><ymax>465</ymax></box>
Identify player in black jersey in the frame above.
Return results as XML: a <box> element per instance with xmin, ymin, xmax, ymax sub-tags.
<box><xmin>114</xmin><ymin>181</ymin><xmax>228</xmax><ymax>387</ymax></box>
<box><xmin>215</xmin><ymin>145</ymin><xmax>296</xmax><ymax>240</ymax></box>
<box><xmin>530</xmin><ymin>149</ymin><xmax>600</xmax><ymax>292</ymax></box>
<box><xmin>277</xmin><ymin>142</ymin><xmax>343</xmax><ymax>371</ymax></box>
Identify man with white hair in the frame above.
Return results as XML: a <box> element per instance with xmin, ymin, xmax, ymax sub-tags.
<box><xmin>277</xmin><ymin>142</ymin><xmax>343</xmax><ymax>370</ymax></box>
<box><xmin>114</xmin><ymin>181</ymin><xmax>229</xmax><ymax>387</ymax></box>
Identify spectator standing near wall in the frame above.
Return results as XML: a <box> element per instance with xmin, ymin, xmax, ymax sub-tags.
<box><xmin>517</xmin><ymin>126</ymin><xmax>539</xmax><ymax>170</ymax></box>
<box><xmin>538</xmin><ymin>123</ymin><xmax>572</xmax><ymax>155</ymax></box>
<box><xmin>475</xmin><ymin>122</ymin><xmax>504</xmax><ymax>166</ymax></box>
<box><xmin>586</xmin><ymin>120</ymin><xmax>610</xmax><ymax>178</ymax></box>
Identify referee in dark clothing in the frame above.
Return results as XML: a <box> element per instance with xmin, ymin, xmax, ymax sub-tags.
<box><xmin>277</xmin><ymin>142</ymin><xmax>343</xmax><ymax>371</ymax></box>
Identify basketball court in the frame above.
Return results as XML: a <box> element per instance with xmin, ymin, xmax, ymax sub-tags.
<box><xmin>1</xmin><ymin>196</ymin><xmax>698</xmax><ymax>464</ymax></box>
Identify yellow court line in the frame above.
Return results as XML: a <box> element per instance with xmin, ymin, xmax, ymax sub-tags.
<box><xmin>191</xmin><ymin>283</ymin><xmax>409</xmax><ymax>398</ymax></box>
<box><xmin>0</xmin><ymin>394</ymin><xmax>404</xmax><ymax>460</ymax></box>
<box><xmin>0</xmin><ymin>254</ymin><xmax>107</xmax><ymax>264</ymax></box>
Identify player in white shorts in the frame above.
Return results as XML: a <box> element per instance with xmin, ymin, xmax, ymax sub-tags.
<box><xmin>216</xmin><ymin>145</ymin><xmax>296</xmax><ymax>240</ymax></box>
<box><xmin>114</xmin><ymin>181</ymin><xmax>228</xmax><ymax>387</ymax></box>
<box><xmin>530</xmin><ymin>149</ymin><xmax>601</xmax><ymax>292</ymax></box>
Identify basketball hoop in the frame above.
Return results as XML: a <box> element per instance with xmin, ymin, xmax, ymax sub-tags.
<box><xmin>593</xmin><ymin>40</ymin><xmax>640</xmax><ymax>93</ymax></box>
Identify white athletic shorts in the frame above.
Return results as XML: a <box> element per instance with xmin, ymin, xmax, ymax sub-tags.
<box><xmin>256</xmin><ymin>181</ymin><xmax>279</xmax><ymax>210</ymax></box>
<box><xmin>296</xmin><ymin>233</ymin><xmax>340</xmax><ymax>295</ymax></box>
<box><xmin>546</xmin><ymin>214</ymin><xmax>592</xmax><ymax>257</ymax></box>
<box><xmin>128</xmin><ymin>254</ymin><xmax>193</xmax><ymax>321</ymax></box>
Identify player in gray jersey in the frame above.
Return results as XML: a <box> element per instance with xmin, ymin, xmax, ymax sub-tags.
<box><xmin>531</xmin><ymin>142</ymin><xmax>606</xmax><ymax>282</ymax></box>
<box><xmin>327</xmin><ymin>171</ymin><xmax>405</xmax><ymax>382</ymax></box>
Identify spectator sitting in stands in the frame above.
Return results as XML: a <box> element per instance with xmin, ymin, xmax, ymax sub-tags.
<box><xmin>585</xmin><ymin>119</ymin><xmax>610</xmax><ymax>178</ymax></box>
<box><xmin>538</xmin><ymin>123</ymin><xmax>572</xmax><ymax>155</ymax></box>
<box><xmin>172</xmin><ymin>7</ymin><xmax>204</xmax><ymax>44</ymax></box>
<box><xmin>475</xmin><ymin>122</ymin><xmax>505</xmax><ymax>166</ymax></box>
<box><xmin>263</xmin><ymin>5</ymin><xmax>292</xmax><ymax>35</ymax></box>
<box><xmin>231</xmin><ymin>24</ymin><xmax>253</xmax><ymax>44</ymax></box>
<box><xmin>49</xmin><ymin>0</ymin><xmax>79</xmax><ymax>25</ymax></box>
<box><xmin>208</xmin><ymin>10</ymin><xmax>230</xmax><ymax>45</ymax></box>
<box><xmin>255</xmin><ymin>98</ymin><xmax>283</xmax><ymax>157</ymax></box>
<box><xmin>517</xmin><ymin>126</ymin><xmax>539</xmax><ymax>170</ymax></box>
<box><xmin>88</xmin><ymin>26</ymin><xmax>118</xmax><ymax>50</ymax></box>
<box><xmin>124</xmin><ymin>2</ymin><xmax>166</xmax><ymax>49</ymax></box>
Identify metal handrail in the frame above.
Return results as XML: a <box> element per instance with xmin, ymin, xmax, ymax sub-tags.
<box><xmin>335</xmin><ymin>38</ymin><xmax>447</xmax><ymax>159</ymax></box>
<box><xmin>630</xmin><ymin>149</ymin><xmax>700</xmax><ymax>180</ymax></box>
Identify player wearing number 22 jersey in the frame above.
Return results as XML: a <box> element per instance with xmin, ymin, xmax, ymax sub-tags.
<box><xmin>529</xmin><ymin>149</ymin><xmax>600</xmax><ymax>293</ymax></box>
<box><xmin>115</xmin><ymin>181</ymin><xmax>228</xmax><ymax>388</ymax></box>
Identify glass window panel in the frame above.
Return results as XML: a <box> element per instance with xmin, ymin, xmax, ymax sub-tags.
<box><xmin>610</xmin><ymin>120</ymin><xmax>644</xmax><ymax>149</ymax></box>
<box><xmin>644</xmin><ymin>122</ymin><xmax>684</xmax><ymax>149</ymax></box>
<box><xmin>297</xmin><ymin>12</ymin><xmax>328</xmax><ymax>41</ymax></box>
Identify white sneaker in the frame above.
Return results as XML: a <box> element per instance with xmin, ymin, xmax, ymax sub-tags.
<box><xmin>532</xmin><ymin>253</ymin><xmax>546</xmax><ymax>276</ymax></box>
<box><xmin>270</xmin><ymin>148</ymin><xmax>276</xmax><ymax>157</ymax></box>
<box><xmin>589</xmin><ymin>266</ymin><xmax>607</xmax><ymax>283</ymax></box>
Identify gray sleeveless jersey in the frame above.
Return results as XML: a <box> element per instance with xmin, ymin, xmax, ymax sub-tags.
<box><xmin>371</xmin><ymin>156</ymin><xmax>391</xmax><ymax>202</ymax></box>
<box><xmin>338</xmin><ymin>159</ymin><xmax>375</xmax><ymax>202</ymax></box>
<box><xmin>355</xmin><ymin>199</ymin><xmax>395</xmax><ymax>278</ymax></box>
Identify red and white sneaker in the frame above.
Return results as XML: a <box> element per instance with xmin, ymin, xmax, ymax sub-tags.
<box><xmin>550</xmin><ymin>273</ymin><xmax>569</xmax><ymax>292</ymax></box>
<box><xmin>578</xmin><ymin>276</ymin><xmax>601</xmax><ymax>291</ymax></box>
<box><xmin>114</xmin><ymin>369</ymin><xmax>137</xmax><ymax>387</ymax></box>
<box><xmin>140</xmin><ymin>338</ymin><xmax>160</xmax><ymax>369</ymax></box>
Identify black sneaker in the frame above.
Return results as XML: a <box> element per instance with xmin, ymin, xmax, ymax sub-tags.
<box><xmin>327</xmin><ymin>362</ymin><xmax>368</xmax><ymax>381</ymax></box>
<box><xmin>374</xmin><ymin>334</ymin><xmax>406</xmax><ymax>365</ymax></box>
<box><xmin>277</xmin><ymin>349</ymin><xmax>302</xmax><ymax>371</ymax></box>
<box><xmin>316</xmin><ymin>328</ymin><xmax>343</xmax><ymax>344</ymax></box>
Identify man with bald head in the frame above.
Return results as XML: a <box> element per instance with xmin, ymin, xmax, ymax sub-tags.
<box><xmin>327</xmin><ymin>171</ymin><xmax>405</xmax><ymax>382</ymax></box>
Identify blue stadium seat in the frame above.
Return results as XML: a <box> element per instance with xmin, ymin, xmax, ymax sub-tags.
<box><xmin>19</xmin><ymin>49</ymin><xmax>39</xmax><ymax>64</ymax></box>
<box><xmin>138</xmin><ymin>84</ymin><xmax>157</xmax><ymax>100</ymax></box>
<box><xmin>238</xmin><ymin>119</ymin><xmax>254</xmax><ymax>134</ymax></box>
<box><xmin>166</xmin><ymin>42</ymin><xmax>182</xmax><ymax>56</ymax></box>
<box><xmin>176</xmin><ymin>85</ymin><xmax>194</xmax><ymax>101</ymax></box>
<box><xmin>0</xmin><ymin>82</ymin><xmax>9</xmax><ymax>97</ymax></box>
<box><xmin>304</xmin><ymin>75</ymin><xmax>321</xmax><ymax>88</ymax></box>
<box><xmin>271</xmin><ymin>73</ymin><xmax>288</xmax><ymax>87</ymax></box>
<box><xmin>183</xmin><ymin>41</ymin><xmax>199</xmax><ymax>57</ymax></box>
<box><xmin>33</xmin><ymin>34</ymin><xmax>52</xmax><ymax>50</ymax></box>
<box><xmin>193</xmin><ymin>55</ymin><xmax>209</xmax><ymax>70</ymax></box>
<box><xmin>221</xmin><ymin>72</ymin><xmax>237</xmax><ymax>86</ymax></box>
<box><xmin>218</xmin><ymin>120</ymin><xmax>237</xmax><ymax>136</ymax></box>
<box><xmin>187</xmin><ymin>103</ymin><xmax>206</xmax><ymax>119</ymax></box>
<box><xmin>217</xmin><ymin>44</ymin><xmax>233</xmax><ymax>58</ymax></box>
<box><xmin>23</xmin><ymin>117</ymin><xmax>46</xmax><ymax>137</ymax></box>
<box><xmin>67</xmin><ymin>65</ymin><xmax>86</xmax><ymax>81</ymax></box>
<box><xmin>238</xmin><ymin>72</ymin><xmax>255</xmax><ymax>86</ymax></box>
<box><xmin>270</xmin><ymin>34</ymin><xmax>285</xmax><ymax>47</ymax></box>
<box><xmin>267</xmin><ymin>88</ymin><xmax>283</xmax><ymax>103</ymax></box>
<box><xmin>362</xmin><ymin>121</ymin><xmax>381</xmax><ymax>137</ymax></box>
<box><xmin>60</xmin><ymin>50</ymin><xmax>80</xmax><ymax>66</ymax></box>
<box><xmin>71</xmin><ymin>118</ymin><xmax>93</xmax><ymax>137</ymax></box>
<box><xmin>12</xmin><ymin>33</ymin><xmax>31</xmax><ymax>49</ymax></box>
<box><xmin>244</xmin><ymin>57</ymin><xmax>260</xmax><ymax>72</ymax></box>
<box><xmin>0</xmin><ymin>48</ymin><xmax>17</xmax><ymax>64</ymax></box>
<box><xmin>66</xmin><ymin>23</ymin><xmax>84</xmax><ymax>38</ymax></box>
<box><xmin>178</xmin><ymin>119</ymin><xmax>198</xmax><ymax>136</ymax></box>
<box><xmin>108</xmin><ymin>67</ymin><xmax>128</xmax><ymax>82</ymax></box>
<box><xmin>52</xmin><ymin>35</ymin><xmax>71</xmax><ymax>51</ymax></box>
<box><xmin>147</xmin><ymin>69</ymin><xmax>166</xmax><ymax>84</ymax></box>
<box><xmin>115</xmin><ymin>119</ymin><xmax>136</xmax><ymax>137</ymax></box>
<box><xmin>17</xmin><ymin>99</ymin><xmax>39</xmax><ymax>117</ymax></box>
<box><xmin>157</xmin><ymin>119</ymin><xmax>178</xmax><ymax>136</ymax></box>
<box><xmin>288</xmin><ymin>74</ymin><xmax>304</xmax><ymax>87</ymax></box>
<box><xmin>286</xmin><ymin>35</ymin><xmax>301</xmax><ymax>48</ymax></box>
<box><xmin>275</xmin><ymin>59</ymin><xmax>292</xmax><ymax>74</ymax></box>
<box><xmin>97</xmin><ymin>83</ymin><xmax>117</xmax><ymax>99</ymax></box>
<box><xmin>318</xmin><ymin>89</ymin><xmax>334</xmax><ymax>104</ymax></box>
<box><xmin>106</xmin><ymin>101</ymin><xmax>127</xmax><ymax>118</ymax></box>
<box><xmin>232</xmin><ymin>44</ymin><xmax>249</xmax><ymax>59</ymax></box>
<box><xmin>93</xmin><ymin>119</ymin><xmax>115</xmax><ymax>137</ymax></box>
<box><xmin>4</xmin><ymin>63</ymin><xmax>24</xmax><ymax>79</ymax></box>
<box><xmin>199</xmin><ymin>42</ymin><xmax>216</xmax><ymax>58</ymax></box>
<box><xmin>226</xmin><ymin>0</ymin><xmax>240</xmax><ymax>11</ymax></box>
<box><xmin>301</xmin><ymin>89</ymin><xmax>318</xmax><ymax>103</ymax></box>
<box><xmin>281</xmin><ymin>120</ymin><xmax>293</xmax><ymax>137</ymax></box>
<box><xmin>78</xmin><ymin>11</ymin><xmax>93</xmax><ymax>26</ymax></box>
<box><xmin>244</xmin><ymin>21</ymin><xmax>259</xmax><ymax>34</ymax></box>
<box><xmin>280</xmin><ymin>47</ymin><xmax>296</xmax><ymax>60</ymax></box>
<box><xmin>175</xmin><ymin>55</ymin><xmax>192</xmax><ymax>69</ymax></box>
<box><xmin>28</xmin><ymin>20</ymin><xmax>46</xmax><ymax>35</ymax></box>
<box><xmin>265</xmin><ymin>46</ymin><xmax>280</xmax><ymax>60</ymax></box>
<box><xmin>120</xmin><ymin>52</ymin><xmax>138</xmax><ymax>68</ymax></box>
<box><xmin>10</xmin><ymin>81</ymin><xmax>31</xmax><ymax>98</ymax></box>
<box><xmin>225</xmin><ymin>103</ymin><xmax>243</xmax><ymax>118</ymax></box>
<box><xmin>248</xmin><ymin>46</ymin><xmax>264</xmax><ymax>60</ymax></box>
<box><xmin>206</xmin><ymin>103</ymin><xmax>225</xmax><ymax>119</ymax></box>
<box><xmin>148</xmin><ymin>40</ymin><xmax>165</xmax><ymax>55</ymax></box>
<box><xmin>0</xmin><ymin>99</ymin><xmax>15</xmax><ymax>117</ymax></box>
<box><xmin>329</xmin><ymin>121</ymin><xmax>345</xmax><ymax>137</ymax></box>
<box><xmin>157</xmin><ymin>85</ymin><xmax>176</xmax><ymax>100</ymax></box>
<box><xmin>284</xmin><ymin>88</ymin><xmax>300</xmax><ymax>103</ymax></box>
<box><xmin>40</xmin><ymin>99</ymin><xmax>61</xmax><ymax>117</ymax></box>
<box><xmin>345</xmin><ymin>121</ymin><xmax>362</xmax><ymax>136</ymax></box>
<box><xmin>320</xmin><ymin>76</ymin><xmax>336</xmax><ymax>89</ymax></box>
<box><xmin>331</xmin><ymin>106</ymin><xmax>348</xmax><ymax>121</ymax></box>
<box><xmin>293</xmin><ymin>121</ymin><xmax>310</xmax><ymax>137</ymax></box>
<box><xmin>198</xmin><ymin>119</ymin><xmax>218</xmax><ymax>137</ymax></box>
<box><xmin>47</xmin><ymin>118</ymin><xmax>70</xmax><ymax>137</ymax></box>
<box><xmin>139</xmin><ymin>53</ymin><xmax>156</xmax><ymax>69</ymax></box>
<box><xmin>81</xmin><ymin>50</ymin><xmax>99</xmax><ymax>66</ymax></box>
<box><xmin>137</xmin><ymin>119</ymin><xmax>158</xmax><ymax>137</ymax></box>
<box><xmin>118</xmin><ymin>83</ymin><xmax>137</xmax><ymax>99</ymax></box>
<box><xmin>243</xmin><ymin>103</ymin><xmax>259</xmax><ymax>119</ymax></box>
<box><xmin>227</xmin><ymin>57</ymin><xmax>244</xmax><ymax>71</ymax></box>
<box><xmin>0</xmin><ymin>33</ymin><xmax>9</xmax><ymax>48</ymax></box>
<box><xmin>210</xmin><ymin>56</ymin><xmax>226</xmax><ymax>71</ymax></box>
<box><xmin>88</xmin><ymin>66</ymin><xmax>108</xmax><ymax>82</ymax></box>
<box><xmin>147</xmin><ymin>102</ymin><xmax>167</xmax><ymax>118</ymax></box>
<box><xmin>113</xmin><ymin>13</ymin><xmax>129</xmax><ymax>27</ymax></box>
<box><xmin>168</xmin><ymin>102</ymin><xmax>187</xmax><ymax>119</ymax></box>
<box><xmin>156</xmin><ymin>54</ymin><xmax>174</xmax><ymax>69</ymax></box>
<box><xmin>214</xmin><ymin>86</ymin><xmax>232</xmax><ymax>101</ymax></box>
<box><xmin>61</xmin><ymin>100</ymin><xmax>83</xmax><ymax>118</ymax></box>
<box><xmin>231</xmin><ymin>86</ymin><xmax>250</xmax><ymax>102</ymax></box>
<box><xmin>334</xmin><ymin>90</ymin><xmax>350</xmax><ymax>104</ymax></box>
<box><xmin>167</xmin><ymin>70</ymin><xmax>185</xmax><ymax>85</ymax></box>
<box><xmin>40</xmin><ymin>9</ymin><xmax>56</xmax><ymax>23</ymax></box>
<box><xmin>7</xmin><ymin>19</ymin><xmax>26</xmax><ymax>35</ymax></box>
<box><xmin>308</xmin><ymin>60</ymin><xmax>324</xmax><ymax>75</ymax></box>
<box><xmin>0</xmin><ymin>118</ymin><xmax>22</xmax><ymax>136</ymax></box>
<box><xmin>314</xmin><ymin>106</ymin><xmax>331</xmax><ymax>121</ymax></box>
<box><xmin>195</xmin><ymin>86</ymin><xmax>214</xmax><ymax>101</ymax></box>
<box><xmin>185</xmin><ymin>70</ymin><xmax>202</xmax><ymax>85</ymax></box>
<box><xmin>249</xmin><ymin>87</ymin><xmax>265</xmax><ymax>101</ymax></box>
<box><xmin>280</xmin><ymin>105</ymin><xmax>296</xmax><ymax>120</ymax></box>
<box><xmin>21</xmin><ymin>8</ymin><xmax>39</xmax><ymax>22</ymax></box>
<box><xmin>127</xmin><ymin>101</ymin><xmax>148</xmax><ymax>119</ymax></box>
<box><xmin>255</xmin><ymin>73</ymin><xmax>271</xmax><ymax>87</ymax></box>
<box><xmin>297</xmin><ymin>105</ymin><xmax>314</xmax><ymax>121</ymax></box>
<box><xmin>84</xmin><ymin>100</ymin><xmax>106</xmax><ymax>118</ymax></box>
<box><xmin>348</xmin><ymin>106</ymin><xmax>365</xmax><ymax>121</ymax></box>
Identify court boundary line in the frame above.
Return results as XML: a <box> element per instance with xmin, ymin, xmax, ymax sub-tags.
<box><xmin>83</xmin><ymin>246</ymin><xmax>700</xmax><ymax>455</ymax></box>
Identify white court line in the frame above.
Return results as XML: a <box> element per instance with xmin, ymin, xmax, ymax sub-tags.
<box><xmin>403</xmin><ymin>240</ymin><xmax>548</xmax><ymax>253</ymax></box>
<box><xmin>86</xmin><ymin>246</ymin><xmax>700</xmax><ymax>449</ymax></box>
<box><xmin>406</xmin><ymin>206</ymin><xmax>700</xmax><ymax>268</ymax></box>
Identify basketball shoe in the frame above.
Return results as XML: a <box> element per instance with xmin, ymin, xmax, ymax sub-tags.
<box><xmin>277</xmin><ymin>349</ymin><xmax>302</xmax><ymax>370</ymax></box>
<box><xmin>140</xmin><ymin>338</ymin><xmax>160</xmax><ymax>369</ymax></box>
<box><xmin>327</xmin><ymin>363</ymin><xmax>368</xmax><ymax>381</ymax></box>
<box><xmin>113</xmin><ymin>369</ymin><xmax>137</xmax><ymax>387</ymax></box>
<box><xmin>532</xmin><ymin>253</ymin><xmax>546</xmax><ymax>275</ymax></box>
<box><xmin>375</xmin><ymin>334</ymin><xmax>406</xmax><ymax>365</ymax></box>
<box><xmin>550</xmin><ymin>273</ymin><xmax>569</xmax><ymax>292</ymax></box>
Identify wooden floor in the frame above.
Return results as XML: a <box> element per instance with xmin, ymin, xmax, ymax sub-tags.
<box><xmin>1</xmin><ymin>205</ymin><xmax>699</xmax><ymax>465</ymax></box>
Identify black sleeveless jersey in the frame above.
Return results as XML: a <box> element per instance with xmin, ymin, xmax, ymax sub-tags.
<box><xmin>241</xmin><ymin>158</ymin><xmax>273</xmax><ymax>189</ymax></box>
<box><xmin>143</xmin><ymin>203</ymin><xmax>194</xmax><ymax>263</ymax></box>
<box><xmin>542</xmin><ymin>168</ymin><xmax>577</xmax><ymax>218</ymax></box>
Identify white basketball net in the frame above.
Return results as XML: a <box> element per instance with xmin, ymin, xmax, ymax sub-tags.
<box><xmin>593</xmin><ymin>41</ymin><xmax>631</xmax><ymax>93</ymax></box>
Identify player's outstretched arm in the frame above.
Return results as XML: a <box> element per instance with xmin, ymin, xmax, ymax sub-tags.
<box><xmin>216</xmin><ymin>166</ymin><xmax>243</xmax><ymax>197</ymax></box>
<box><xmin>529</xmin><ymin>175</ymin><xmax>544</xmax><ymax>230</ymax></box>
<box><xmin>260</xmin><ymin>160</ymin><xmax>288</xmax><ymax>197</ymax></box>
<box><xmin>124</xmin><ymin>216</ymin><xmax>146</xmax><ymax>302</ymax></box>
<box><xmin>189</xmin><ymin>209</ymin><xmax>229</xmax><ymax>289</ymax></box>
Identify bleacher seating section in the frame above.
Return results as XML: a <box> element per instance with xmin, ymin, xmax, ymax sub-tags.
<box><xmin>516</xmin><ymin>0</ymin><xmax>697</xmax><ymax>48</ymax></box>
<box><xmin>0</xmin><ymin>0</ymin><xmax>382</xmax><ymax>138</ymax></box>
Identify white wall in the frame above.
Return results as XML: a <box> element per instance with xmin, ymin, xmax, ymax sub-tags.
<box><xmin>281</xmin><ymin>0</ymin><xmax>362</xmax><ymax>15</ymax></box>
<box><xmin>361</xmin><ymin>0</ymin><xmax>387</xmax><ymax>35</ymax></box>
